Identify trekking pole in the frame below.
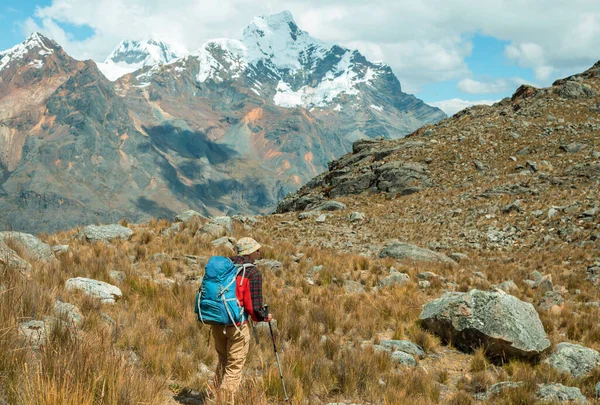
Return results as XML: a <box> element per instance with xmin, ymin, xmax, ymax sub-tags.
<box><xmin>263</xmin><ymin>305</ymin><xmax>289</xmax><ymax>402</ymax></box>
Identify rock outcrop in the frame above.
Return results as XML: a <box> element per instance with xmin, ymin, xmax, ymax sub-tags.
<box><xmin>65</xmin><ymin>277</ymin><xmax>123</xmax><ymax>304</ymax></box>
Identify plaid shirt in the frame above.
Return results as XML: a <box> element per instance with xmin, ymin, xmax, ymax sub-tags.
<box><xmin>231</xmin><ymin>255</ymin><xmax>265</xmax><ymax>322</ymax></box>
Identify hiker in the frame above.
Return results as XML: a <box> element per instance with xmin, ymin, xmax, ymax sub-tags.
<box><xmin>211</xmin><ymin>237</ymin><xmax>272</xmax><ymax>400</ymax></box>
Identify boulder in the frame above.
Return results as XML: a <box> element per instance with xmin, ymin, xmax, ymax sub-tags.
<box><xmin>544</xmin><ymin>342</ymin><xmax>600</xmax><ymax>378</ymax></box>
<box><xmin>255</xmin><ymin>259</ymin><xmax>283</xmax><ymax>272</ymax></box>
<box><xmin>0</xmin><ymin>240</ymin><xmax>32</xmax><ymax>273</ymax></box>
<box><xmin>379</xmin><ymin>242</ymin><xmax>456</xmax><ymax>264</ymax></box>
<box><xmin>495</xmin><ymin>280</ymin><xmax>519</xmax><ymax>294</ymax></box>
<box><xmin>347</xmin><ymin>212</ymin><xmax>366</xmax><ymax>223</ymax></box>
<box><xmin>375</xmin><ymin>161</ymin><xmax>430</xmax><ymax>194</ymax></box>
<box><xmin>65</xmin><ymin>277</ymin><xmax>123</xmax><ymax>304</ymax></box>
<box><xmin>161</xmin><ymin>222</ymin><xmax>182</xmax><ymax>236</ymax></box>
<box><xmin>52</xmin><ymin>245</ymin><xmax>69</xmax><ymax>254</ymax></box>
<box><xmin>537</xmin><ymin>383</ymin><xmax>587</xmax><ymax>403</ymax></box>
<box><xmin>419</xmin><ymin>289</ymin><xmax>550</xmax><ymax>360</ymax></box>
<box><xmin>379</xmin><ymin>340</ymin><xmax>425</xmax><ymax>358</ymax></box>
<box><xmin>378</xmin><ymin>269</ymin><xmax>410</xmax><ymax>288</ymax></box>
<box><xmin>315</xmin><ymin>201</ymin><xmax>347</xmax><ymax>211</ymax></box>
<box><xmin>0</xmin><ymin>232</ymin><xmax>55</xmax><ymax>262</ymax></box>
<box><xmin>175</xmin><ymin>210</ymin><xmax>207</xmax><ymax>223</ymax></box>
<box><xmin>78</xmin><ymin>225</ymin><xmax>133</xmax><ymax>243</ymax></box>
<box><xmin>54</xmin><ymin>301</ymin><xmax>84</xmax><ymax>326</ymax></box>
<box><xmin>210</xmin><ymin>217</ymin><xmax>234</xmax><ymax>233</ymax></box>
<box><xmin>197</xmin><ymin>222</ymin><xmax>226</xmax><ymax>237</ymax></box>
<box><xmin>555</xmin><ymin>80</ymin><xmax>595</xmax><ymax>98</ymax></box>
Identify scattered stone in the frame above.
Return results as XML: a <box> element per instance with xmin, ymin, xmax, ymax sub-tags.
<box><xmin>161</xmin><ymin>222</ymin><xmax>182</xmax><ymax>236</ymax></box>
<box><xmin>495</xmin><ymin>280</ymin><xmax>519</xmax><ymax>294</ymax></box>
<box><xmin>0</xmin><ymin>232</ymin><xmax>55</xmax><ymax>262</ymax></box>
<box><xmin>502</xmin><ymin>200</ymin><xmax>522</xmax><ymax>214</ymax></box>
<box><xmin>379</xmin><ymin>242</ymin><xmax>456</xmax><ymax>264</ymax></box>
<box><xmin>175</xmin><ymin>210</ymin><xmax>207</xmax><ymax>223</ymax></box>
<box><xmin>209</xmin><ymin>217</ymin><xmax>233</xmax><ymax>233</ymax></box>
<box><xmin>344</xmin><ymin>280</ymin><xmax>366</xmax><ymax>294</ymax></box>
<box><xmin>586</xmin><ymin>263</ymin><xmax>600</xmax><ymax>284</ymax></box>
<box><xmin>531</xmin><ymin>210</ymin><xmax>544</xmax><ymax>217</ymax></box>
<box><xmin>315</xmin><ymin>201</ymin><xmax>347</xmax><ymax>211</ymax></box>
<box><xmin>18</xmin><ymin>320</ymin><xmax>48</xmax><ymax>348</ymax></box>
<box><xmin>298</xmin><ymin>211</ymin><xmax>318</xmax><ymax>220</ymax></box>
<box><xmin>315</xmin><ymin>214</ymin><xmax>327</xmax><ymax>223</ymax></box>
<box><xmin>530</xmin><ymin>271</ymin><xmax>544</xmax><ymax>281</ymax></box>
<box><xmin>378</xmin><ymin>268</ymin><xmax>410</xmax><ymax>288</ymax></box>
<box><xmin>419</xmin><ymin>280</ymin><xmax>431</xmax><ymax>289</ymax></box>
<box><xmin>537</xmin><ymin>383</ymin><xmax>587</xmax><ymax>403</ymax></box>
<box><xmin>474</xmin><ymin>159</ymin><xmax>488</xmax><ymax>171</ymax></box>
<box><xmin>347</xmin><ymin>212</ymin><xmax>366</xmax><ymax>223</ymax></box>
<box><xmin>548</xmin><ymin>208</ymin><xmax>559</xmax><ymax>219</ymax></box>
<box><xmin>472</xmin><ymin>271</ymin><xmax>488</xmax><ymax>280</ymax></box>
<box><xmin>561</xmin><ymin>142</ymin><xmax>589</xmax><ymax>153</ymax></box>
<box><xmin>109</xmin><ymin>270</ymin><xmax>126</xmax><ymax>284</ymax></box>
<box><xmin>450</xmin><ymin>252</ymin><xmax>469</xmax><ymax>262</ymax></box>
<box><xmin>545</xmin><ymin>342</ymin><xmax>600</xmax><ymax>378</ymax></box>
<box><xmin>418</xmin><ymin>271</ymin><xmax>441</xmax><ymax>281</ymax></box>
<box><xmin>54</xmin><ymin>301</ymin><xmax>84</xmax><ymax>326</ymax></box>
<box><xmin>65</xmin><ymin>277</ymin><xmax>123</xmax><ymax>304</ymax></box>
<box><xmin>594</xmin><ymin>382</ymin><xmax>600</xmax><ymax>398</ymax></box>
<box><xmin>255</xmin><ymin>259</ymin><xmax>283</xmax><ymax>272</ymax></box>
<box><xmin>0</xmin><ymin>240</ymin><xmax>32</xmax><ymax>273</ymax></box>
<box><xmin>380</xmin><ymin>340</ymin><xmax>425</xmax><ymax>358</ymax></box>
<box><xmin>78</xmin><ymin>224</ymin><xmax>134</xmax><ymax>243</ymax></box>
<box><xmin>419</xmin><ymin>289</ymin><xmax>550</xmax><ymax>360</ymax></box>
<box><xmin>306</xmin><ymin>265</ymin><xmax>324</xmax><ymax>285</ymax></box>
<box><xmin>391</xmin><ymin>350</ymin><xmax>417</xmax><ymax>367</ymax></box>
<box><xmin>488</xmin><ymin>381</ymin><xmax>525</xmax><ymax>397</ymax></box>
<box><xmin>254</xmin><ymin>319</ymin><xmax>278</xmax><ymax>333</ymax></box>
<box><xmin>197</xmin><ymin>222</ymin><xmax>226</xmax><ymax>237</ymax></box>
<box><xmin>539</xmin><ymin>291</ymin><xmax>565</xmax><ymax>312</ymax></box>
<box><xmin>536</xmin><ymin>275</ymin><xmax>554</xmax><ymax>293</ymax></box>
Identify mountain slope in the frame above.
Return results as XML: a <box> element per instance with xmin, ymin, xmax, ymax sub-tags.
<box><xmin>0</xmin><ymin>12</ymin><xmax>445</xmax><ymax>233</ymax></box>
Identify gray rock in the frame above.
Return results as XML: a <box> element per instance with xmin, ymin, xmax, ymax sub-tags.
<box><xmin>502</xmin><ymin>200</ymin><xmax>522</xmax><ymax>214</ymax></box>
<box><xmin>380</xmin><ymin>340</ymin><xmax>425</xmax><ymax>358</ymax></box>
<box><xmin>535</xmin><ymin>275</ymin><xmax>554</xmax><ymax>293</ymax></box>
<box><xmin>297</xmin><ymin>211</ymin><xmax>318</xmax><ymax>220</ymax></box>
<box><xmin>582</xmin><ymin>208</ymin><xmax>597</xmax><ymax>217</ymax></box>
<box><xmin>537</xmin><ymin>383</ymin><xmax>587</xmax><ymax>403</ymax></box>
<box><xmin>545</xmin><ymin>342</ymin><xmax>600</xmax><ymax>378</ymax></box>
<box><xmin>417</xmin><ymin>271</ymin><xmax>441</xmax><ymax>281</ymax></box>
<box><xmin>419</xmin><ymin>280</ymin><xmax>431</xmax><ymax>289</ymax></box>
<box><xmin>211</xmin><ymin>237</ymin><xmax>236</xmax><ymax>251</ymax></box>
<box><xmin>530</xmin><ymin>271</ymin><xmax>544</xmax><ymax>281</ymax></box>
<box><xmin>54</xmin><ymin>301</ymin><xmax>84</xmax><ymax>326</ymax></box>
<box><xmin>109</xmin><ymin>270</ymin><xmax>126</xmax><ymax>283</ymax></box>
<box><xmin>548</xmin><ymin>208</ymin><xmax>559</xmax><ymax>219</ymax></box>
<box><xmin>375</xmin><ymin>161</ymin><xmax>430</xmax><ymax>194</ymax></box>
<box><xmin>315</xmin><ymin>201</ymin><xmax>347</xmax><ymax>211</ymax></box>
<box><xmin>52</xmin><ymin>245</ymin><xmax>69</xmax><ymax>254</ymax></box>
<box><xmin>175</xmin><ymin>210</ymin><xmax>207</xmax><ymax>223</ymax></box>
<box><xmin>561</xmin><ymin>142</ymin><xmax>588</xmax><ymax>153</ymax></box>
<box><xmin>197</xmin><ymin>222</ymin><xmax>226</xmax><ymax>237</ymax></box>
<box><xmin>344</xmin><ymin>280</ymin><xmax>366</xmax><ymax>294</ymax></box>
<box><xmin>0</xmin><ymin>232</ymin><xmax>55</xmax><ymax>262</ymax></box>
<box><xmin>379</xmin><ymin>242</ymin><xmax>456</xmax><ymax>264</ymax></box>
<box><xmin>255</xmin><ymin>259</ymin><xmax>283</xmax><ymax>272</ymax></box>
<box><xmin>495</xmin><ymin>280</ymin><xmax>519</xmax><ymax>294</ymax></box>
<box><xmin>254</xmin><ymin>319</ymin><xmax>278</xmax><ymax>333</ymax></box>
<box><xmin>78</xmin><ymin>224</ymin><xmax>134</xmax><ymax>243</ymax></box>
<box><xmin>18</xmin><ymin>320</ymin><xmax>48</xmax><ymax>348</ymax></box>
<box><xmin>488</xmin><ymin>381</ymin><xmax>524</xmax><ymax>397</ymax></box>
<box><xmin>210</xmin><ymin>216</ymin><xmax>234</xmax><ymax>233</ymax></box>
<box><xmin>306</xmin><ymin>265</ymin><xmax>324</xmax><ymax>285</ymax></box>
<box><xmin>348</xmin><ymin>212</ymin><xmax>366</xmax><ymax>223</ymax></box>
<box><xmin>315</xmin><ymin>214</ymin><xmax>327</xmax><ymax>223</ymax></box>
<box><xmin>161</xmin><ymin>222</ymin><xmax>182</xmax><ymax>236</ymax></box>
<box><xmin>538</xmin><ymin>291</ymin><xmax>564</xmax><ymax>311</ymax></box>
<box><xmin>450</xmin><ymin>252</ymin><xmax>469</xmax><ymax>262</ymax></box>
<box><xmin>594</xmin><ymin>382</ymin><xmax>600</xmax><ymax>398</ymax></box>
<box><xmin>65</xmin><ymin>277</ymin><xmax>123</xmax><ymax>304</ymax></box>
<box><xmin>378</xmin><ymin>269</ymin><xmax>410</xmax><ymax>288</ymax></box>
<box><xmin>532</xmin><ymin>210</ymin><xmax>544</xmax><ymax>217</ymax></box>
<box><xmin>586</xmin><ymin>263</ymin><xmax>600</xmax><ymax>285</ymax></box>
<box><xmin>419</xmin><ymin>289</ymin><xmax>550</xmax><ymax>360</ymax></box>
<box><xmin>390</xmin><ymin>350</ymin><xmax>417</xmax><ymax>367</ymax></box>
<box><xmin>0</xmin><ymin>240</ymin><xmax>32</xmax><ymax>273</ymax></box>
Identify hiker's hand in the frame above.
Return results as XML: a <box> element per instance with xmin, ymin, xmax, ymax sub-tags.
<box><xmin>265</xmin><ymin>313</ymin><xmax>272</xmax><ymax>322</ymax></box>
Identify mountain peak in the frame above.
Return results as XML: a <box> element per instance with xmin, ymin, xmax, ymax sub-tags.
<box><xmin>0</xmin><ymin>32</ymin><xmax>58</xmax><ymax>73</ymax></box>
<box><xmin>243</xmin><ymin>11</ymin><xmax>304</xmax><ymax>44</ymax></box>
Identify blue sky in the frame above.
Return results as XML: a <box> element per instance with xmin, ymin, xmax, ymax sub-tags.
<box><xmin>3</xmin><ymin>0</ymin><xmax>599</xmax><ymax>115</ymax></box>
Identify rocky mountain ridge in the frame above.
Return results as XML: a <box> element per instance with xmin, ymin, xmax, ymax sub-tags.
<box><xmin>0</xmin><ymin>13</ymin><xmax>444</xmax><ymax>233</ymax></box>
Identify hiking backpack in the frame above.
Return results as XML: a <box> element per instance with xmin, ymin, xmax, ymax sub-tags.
<box><xmin>195</xmin><ymin>256</ymin><xmax>250</xmax><ymax>329</ymax></box>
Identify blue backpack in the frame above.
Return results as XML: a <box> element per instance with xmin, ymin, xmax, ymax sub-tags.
<box><xmin>195</xmin><ymin>256</ymin><xmax>250</xmax><ymax>329</ymax></box>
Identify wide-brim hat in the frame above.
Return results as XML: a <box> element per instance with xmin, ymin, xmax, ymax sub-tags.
<box><xmin>236</xmin><ymin>237</ymin><xmax>261</xmax><ymax>256</ymax></box>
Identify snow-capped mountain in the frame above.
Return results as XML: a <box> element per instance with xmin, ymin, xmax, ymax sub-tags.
<box><xmin>0</xmin><ymin>14</ymin><xmax>445</xmax><ymax>233</ymax></box>
<box><xmin>97</xmin><ymin>39</ymin><xmax>188</xmax><ymax>81</ymax></box>
<box><xmin>0</xmin><ymin>32</ymin><xmax>56</xmax><ymax>72</ymax></box>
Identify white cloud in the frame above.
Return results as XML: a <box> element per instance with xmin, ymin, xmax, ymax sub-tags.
<box><xmin>16</xmin><ymin>0</ymin><xmax>600</xmax><ymax>91</ymax></box>
<box><xmin>428</xmin><ymin>98</ymin><xmax>498</xmax><ymax>116</ymax></box>
<box><xmin>457</xmin><ymin>77</ymin><xmax>531</xmax><ymax>95</ymax></box>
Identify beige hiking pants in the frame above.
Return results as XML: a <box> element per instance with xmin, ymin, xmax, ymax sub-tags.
<box><xmin>211</xmin><ymin>323</ymin><xmax>250</xmax><ymax>399</ymax></box>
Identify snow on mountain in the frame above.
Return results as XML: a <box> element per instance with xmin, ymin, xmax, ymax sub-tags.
<box><xmin>0</xmin><ymin>32</ymin><xmax>55</xmax><ymax>72</ymax></box>
<box><xmin>97</xmin><ymin>39</ymin><xmax>188</xmax><ymax>81</ymax></box>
